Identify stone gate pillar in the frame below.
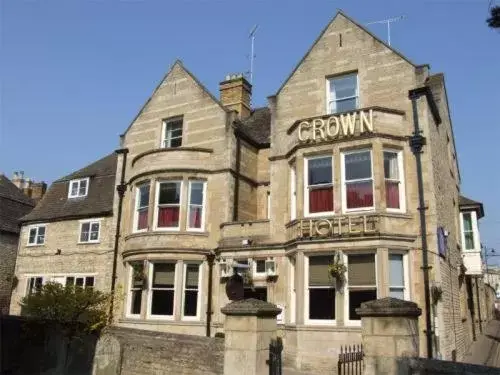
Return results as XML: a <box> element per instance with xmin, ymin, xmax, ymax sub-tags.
<box><xmin>356</xmin><ymin>297</ymin><xmax>422</xmax><ymax>375</ymax></box>
<box><xmin>221</xmin><ymin>298</ymin><xmax>281</xmax><ymax>375</ymax></box>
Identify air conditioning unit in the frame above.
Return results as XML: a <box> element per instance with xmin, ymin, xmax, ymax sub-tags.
<box><xmin>265</xmin><ymin>258</ymin><xmax>277</xmax><ymax>277</ymax></box>
<box><xmin>219</xmin><ymin>259</ymin><xmax>233</xmax><ymax>278</ymax></box>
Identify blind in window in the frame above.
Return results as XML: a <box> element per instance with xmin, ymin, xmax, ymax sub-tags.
<box><xmin>348</xmin><ymin>254</ymin><xmax>375</xmax><ymax>286</ymax></box>
<box><xmin>153</xmin><ymin>263</ymin><xmax>175</xmax><ymax>287</ymax></box>
<box><xmin>309</xmin><ymin>256</ymin><xmax>331</xmax><ymax>286</ymax></box>
<box><xmin>185</xmin><ymin>264</ymin><xmax>199</xmax><ymax>288</ymax></box>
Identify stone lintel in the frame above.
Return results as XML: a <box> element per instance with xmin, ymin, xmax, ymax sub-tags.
<box><xmin>221</xmin><ymin>298</ymin><xmax>282</xmax><ymax>317</ymax></box>
<box><xmin>356</xmin><ymin>297</ymin><xmax>422</xmax><ymax>318</ymax></box>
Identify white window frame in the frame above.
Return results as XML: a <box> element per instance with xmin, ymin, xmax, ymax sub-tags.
<box><xmin>161</xmin><ymin>117</ymin><xmax>183</xmax><ymax>148</ymax></box>
<box><xmin>78</xmin><ymin>219</ymin><xmax>101</xmax><ymax>244</ymax></box>
<box><xmin>289</xmin><ymin>257</ymin><xmax>296</xmax><ymax>324</ymax></box>
<box><xmin>26</xmin><ymin>276</ymin><xmax>44</xmax><ymax>295</ymax></box>
<box><xmin>252</xmin><ymin>259</ymin><xmax>268</xmax><ymax>279</ymax></box>
<box><xmin>147</xmin><ymin>261</ymin><xmax>177</xmax><ymax>320</ymax></box>
<box><xmin>290</xmin><ymin>164</ymin><xmax>296</xmax><ymax>221</ymax></box>
<box><xmin>388</xmin><ymin>251</ymin><xmax>410</xmax><ymax>300</ymax></box>
<box><xmin>187</xmin><ymin>180</ymin><xmax>206</xmax><ymax>232</ymax></box>
<box><xmin>304</xmin><ymin>255</ymin><xmax>336</xmax><ymax>326</ymax></box>
<box><xmin>267</xmin><ymin>191</ymin><xmax>271</xmax><ymax>220</ymax></box>
<box><xmin>133</xmin><ymin>183</ymin><xmax>150</xmax><ymax>233</ymax></box>
<box><xmin>460</xmin><ymin>211</ymin><xmax>480</xmax><ymax>251</ymax></box>
<box><xmin>384</xmin><ymin>149</ymin><xmax>406</xmax><ymax>213</ymax></box>
<box><xmin>154</xmin><ymin>180</ymin><xmax>182</xmax><ymax>231</ymax></box>
<box><xmin>181</xmin><ymin>263</ymin><xmax>202</xmax><ymax>321</ymax></box>
<box><xmin>326</xmin><ymin>73</ymin><xmax>359</xmax><ymax>115</ymax></box>
<box><xmin>25</xmin><ymin>273</ymin><xmax>96</xmax><ymax>295</ymax></box>
<box><xmin>341</xmin><ymin>149</ymin><xmax>375</xmax><ymax>213</ymax></box>
<box><xmin>343</xmin><ymin>252</ymin><xmax>378</xmax><ymax>327</ymax></box>
<box><xmin>64</xmin><ymin>275</ymin><xmax>95</xmax><ymax>288</ymax></box>
<box><xmin>27</xmin><ymin>224</ymin><xmax>46</xmax><ymax>246</ymax></box>
<box><xmin>304</xmin><ymin>155</ymin><xmax>335</xmax><ymax>218</ymax></box>
<box><xmin>126</xmin><ymin>262</ymin><xmax>143</xmax><ymax>319</ymax></box>
<box><xmin>68</xmin><ymin>178</ymin><xmax>90</xmax><ymax>198</ymax></box>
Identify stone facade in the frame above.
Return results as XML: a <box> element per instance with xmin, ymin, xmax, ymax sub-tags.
<box><xmin>0</xmin><ymin>232</ymin><xmax>20</xmax><ymax>314</ymax></box>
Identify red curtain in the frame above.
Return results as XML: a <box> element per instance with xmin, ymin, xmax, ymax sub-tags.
<box><xmin>309</xmin><ymin>187</ymin><xmax>333</xmax><ymax>213</ymax></box>
<box><xmin>347</xmin><ymin>181</ymin><xmax>373</xmax><ymax>209</ymax></box>
<box><xmin>385</xmin><ymin>181</ymin><xmax>400</xmax><ymax>209</ymax></box>
<box><xmin>158</xmin><ymin>207</ymin><xmax>180</xmax><ymax>227</ymax></box>
<box><xmin>137</xmin><ymin>209</ymin><xmax>148</xmax><ymax>230</ymax></box>
<box><xmin>189</xmin><ymin>207</ymin><xmax>202</xmax><ymax>228</ymax></box>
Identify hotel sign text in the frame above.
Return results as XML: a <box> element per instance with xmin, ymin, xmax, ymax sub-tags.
<box><xmin>298</xmin><ymin>109</ymin><xmax>374</xmax><ymax>142</ymax></box>
<box><xmin>299</xmin><ymin>215</ymin><xmax>378</xmax><ymax>238</ymax></box>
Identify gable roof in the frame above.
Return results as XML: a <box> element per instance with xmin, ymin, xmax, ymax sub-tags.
<box><xmin>21</xmin><ymin>153</ymin><xmax>117</xmax><ymax>223</ymax></box>
<box><xmin>0</xmin><ymin>175</ymin><xmax>35</xmax><ymax>233</ymax></box>
<box><xmin>234</xmin><ymin>107</ymin><xmax>271</xmax><ymax>147</ymax></box>
<box><xmin>276</xmin><ymin>10</ymin><xmax>417</xmax><ymax>96</ymax></box>
<box><xmin>120</xmin><ymin>60</ymin><xmax>228</xmax><ymax>138</ymax></box>
<box><xmin>459</xmin><ymin>195</ymin><xmax>484</xmax><ymax>219</ymax></box>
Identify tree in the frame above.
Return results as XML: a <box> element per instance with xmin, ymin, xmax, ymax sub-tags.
<box><xmin>487</xmin><ymin>5</ymin><xmax>500</xmax><ymax>28</ymax></box>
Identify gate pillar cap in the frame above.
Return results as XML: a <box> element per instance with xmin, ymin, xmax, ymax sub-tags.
<box><xmin>221</xmin><ymin>298</ymin><xmax>282</xmax><ymax>317</ymax></box>
<box><xmin>356</xmin><ymin>297</ymin><xmax>422</xmax><ymax>318</ymax></box>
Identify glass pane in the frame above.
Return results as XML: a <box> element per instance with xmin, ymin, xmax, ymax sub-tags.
<box><xmin>389</xmin><ymin>288</ymin><xmax>404</xmax><ymax>300</ymax></box>
<box><xmin>309</xmin><ymin>256</ymin><xmax>331</xmax><ymax>286</ymax></box>
<box><xmin>139</xmin><ymin>185</ymin><xmax>150</xmax><ymax>207</ymax></box>
<box><xmin>81</xmin><ymin>222</ymin><xmax>90</xmax><ymax>234</ymax></box>
<box><xmin>75</xmin><ymin>277</ymin><xmax>84</xmax><ymax>287</ymax></box>
<box><xmin>308</xmin><ymin>157</ymin><xmax>332</xmax><ymax>185</ymax></box>
<box><xmin>70</xmin><ymin>182</ymin><xmax>78</xmax><ymax>196</ymax></box>
<box><xmin>158</xmin><ymin>182</ymin><xmax>181</xmax><ymax>204</ymax></box>
<box><xmin>158</xmin><ymin>206</ymin><xmax>180</xmax><ymax>228</ymax></box>
<box><xmin>335</xmin><ymin>97</ymin><xmax>357</xmax><ymax>113</ymax></box>
<box><xmin>131</xmin><ymin>290</ymin><xmax>142</xmax><ymax>315</ymax></box>
<box><xmin>80</xmin><ymin>230</ymin><xmax>89</xmax><ymax>243</ymax></box>
<box><xmin>132</xmin><ymin>262</ymin><xmax>144</xmax><ymax>287</ymax></box>
<box><xmin>137</xmin><ymin>208</ymin><xmax>148</xmax><ymax>230</ymax></box>
<box><xmin>348</xmin><ymin>254</ymin><xmax>375</xmax><ymax>286</ymax></box>
<box><xmin>346</xmin><ymin>181</ymin><xmax>373</xmax><ymax>209</ymax></box>
<box><xmin>29</xmin><ymin>228</ymin><xmax>36</xmax><ymax>243</ymax></box>
<box><xmin>256</xmin><ymin>260</ymin><xmax>266</xmax><ymax>273</ymax></box>
<box><xmin>384</xmin><ymin>152</ymin><xmax>399</xmax><ymax>179</ymax></box>
<box><xmin>389</xmin><ymin>254</ymin><xmax>404</xmax><ymax>286</ymax></box>
<box><xmin>349</xmin><ymin>289</ymin><xmax>377</xmax><ymax>320</ymax></box>
<box><xmin>153</xmin><ymin>263</ymin><xmax>175</xmax><ymax>288</ymax></box>
<box><xmin>190</xmin><ymin>182</ymin><xmax>204</xmax><ymax>205</ymax></box>
<box><xmin>345</xmin><ymin>151</ymin><xmax>371</xmax><ymax>180</ymax></box>
<box><xmin>85</xmin><ymin>277</ymin><xmax>95</xmax><ymax>287</ymax></box>
<box><xmin>331</xmin><ymin>74</ymin><xmax>357</xmax><ymax>99</ymax></box>
<box><xmin>185</xmin><ymin>264</ymin><xmax>199</xmax><ymax>288</ymax></box>
<box><xmin>309</xmin><ymin>288</ymin><xmax>335</xmax><ymax>320</ymax></box>
<box><xmin>189</xmin><ymin>206</ymin><xmax>202</xmax><ymax>229</ymax></box>
<box><xmin>170</xmin><ymin>137</ymin><xmax>182</xmax><ymax>148</ymax></box>
<box><xmin>183</xmin><ymin>290</ymin><xmax>198</xmax><ymax>316</ymax></box>
<box><xmin>462</xmin><ymin>213</ymin><xmax>472</xmax><ymax>231</ymax></box>
<box><xmin>151</xmin><ymin>290</ymin><xmax>174</xmax><ymax>315</ymax></box>
<box><xmin>38</xmin><ymin>226</ymin><xmax>45</xmax><ymax>235</ymax></box>
<box><xmin>386</xmin><ymin>181</ymin><xmax>400</xmax><ymax>209</ymax></box>
<box><xmin>66</xmin><ymin>277</ymin><xmax>75</xmax><ymax>286</ymax></box>
<box><xmin>79</xmin><ymin>180</ymin><xmax>87</xmax><ymax>195</ymax></box>
<box><xmin>309</xmin><ymin>186</ymin><xmax>333</xmax><ymax>213</ymax></box>
<box><xmin>90</xmin><ymin>223</ymin><xmax>99</xmax><ymax>240</ymax></box>
<box><xmin>465</xmin><ymin>232</ymin><xmax>475</xmax><ymax>250</ymax></box>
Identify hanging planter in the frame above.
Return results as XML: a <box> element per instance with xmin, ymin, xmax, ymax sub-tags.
<box><xmin>328</xmin><ymin>252</ymin><xmax>347</xmax><ymax>284</ymax></box>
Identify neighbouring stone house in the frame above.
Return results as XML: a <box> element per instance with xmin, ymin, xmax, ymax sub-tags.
<box><xmin>0</xmin><ymin>175</ymin><xmax>35</xmax><ymax>314</ymax></box>
<box><xmin>8</xmin><ymin>10</ymin><xmax>493</xmax><ymax>375</ymax></box>
<box><xmin>9</xmin><ymin>153</ymin><xmax>118</xmax><ymax>314</ymax></box>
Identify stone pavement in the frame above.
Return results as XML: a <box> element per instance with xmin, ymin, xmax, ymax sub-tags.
<box><xmin>463</xmin><ymin>319</ymin><xmax>500</xmax><ymax>367</ymax></box>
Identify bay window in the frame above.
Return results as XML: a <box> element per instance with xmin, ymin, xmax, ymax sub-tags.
<box><xmin>307</xmin><ymin>255</ymin><xmax>335</xmax><ymax>322</ymax></box>
<box><xmin>156</xmin><ymin>181</ymin><xmax>181</xmax><ymax>230</ymax></box>
<box><xmin>342</xmin><ymin>150</ymin><xmax>374</xmax><ymax>211</ymax></box>
<box><xmin>389</xmin><ymin>253</ymin><xmax>408</xmax><ymax>299</ymax></box>
<box><xmin>290</xmin><ymin>164</ymin><xmax>296</xmax><ymax>220</ymax></box>
<box><xmin>461</xmin><ymin>212</ymin><xmax>477</xmax><ymax>250</ymax></box>
<box><xmin>188</xmin><ymin>181</ymin><xmax>206</xmax><ymax>231</ymax></box>
<box><xmin>182</xmin><ymin>263</ymin><xmax>201</xmax><ymax>319</ymax></box>
<box><xmin>149</xmin><ymin>262</ymin><xmax>176</xmax><ymax>318</ymax></box>
<box><xmin>346</xmin><ymin>253</ymin><xmax>377</xmax><ymax>323</ymax></box>
<box><xmin>305</xmin><ymin>156</ymin><xmax>334</xmax><ymax>216</ymax></box>
<box><xmin>135</xmin><ymin>183</ymin><xmax>150</xmax><ymax>231</ymax></box>
<box><xmin>327</xmin><ymin>73</ymin><xmax>359</xmax><ymax>114</ymax></box>
<box><xmin>384</xmin><ymin>150</ymin><xmax>404</xmax><ymax>211</ymax></box>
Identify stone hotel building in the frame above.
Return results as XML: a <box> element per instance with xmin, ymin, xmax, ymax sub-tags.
<box><xmin>10</xmin><ymin>11</ymin><xmax>492</xmax><ymax>373</ymax></box>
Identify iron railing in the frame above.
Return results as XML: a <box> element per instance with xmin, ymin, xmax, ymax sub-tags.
<box><xmin>267</xmin><ymin>337</ymin><xmax>283</xmax><ymax>375</ymax></box>
<box><xmin>338</xmin><ymin>344</ymin><xmax>364</xmax><ymax>375</ymax></box>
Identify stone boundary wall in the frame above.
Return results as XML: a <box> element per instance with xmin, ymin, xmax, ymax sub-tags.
<box><xmin>93</xmin><ymin>326</ymin><xmax>224</xmax><ymax>375</ymax></box>
<box><xmin>399</xmin><ymin>357</ymin><xmax>500</xmax><ymax>374</ymax></box>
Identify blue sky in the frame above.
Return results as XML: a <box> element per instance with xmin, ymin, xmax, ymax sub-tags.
<box><xmin>1</xmin><ymin>0</ymin><xmax>499</xmax><ymax>261</ymax></box>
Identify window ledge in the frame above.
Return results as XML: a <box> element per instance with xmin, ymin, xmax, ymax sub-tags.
<box><xmin>26</xmin><ymin>244</ymin><xmax>45</xmax><ymax>248</ymax></box>
<box><xmin>118</xmin><ymin>318</ymin><xmax>204</xmax><ymax>326</ymax></box>
<box><xmin>125</xmin><ymin>231</ymin><xmax>209</xmax><ymax>241</ymax></box>
<box><xmin>284</xmin><ymin>324</ymin><xmax>362</xmax><ymax>332</ymax></box>
<box><xmin>77</xmin><ymin>241</ymin><xmax>101</xmax><ymax>245</ymax></box>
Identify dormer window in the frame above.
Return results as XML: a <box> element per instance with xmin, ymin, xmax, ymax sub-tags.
<box><xmin>162</xmin><ymin>117</ymin><xmax>183</xmax><ymax>148</ymax></box>
<box><xmin>68</xmin><ymin>178</ymin><xmax>89</xmax><ymax>198</ymax></box>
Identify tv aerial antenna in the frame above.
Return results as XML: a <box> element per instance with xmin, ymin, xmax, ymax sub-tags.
<box><xmin>248</xmin><ymin>24</ymin><xmax>259</xmax><ymax>84</ymax></box>
<box><xmin>366</xmin><ymin>15</ymin><xmax>406</xmax><ymax>46</ymax></box>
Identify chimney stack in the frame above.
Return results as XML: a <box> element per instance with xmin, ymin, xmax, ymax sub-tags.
<box><xmin>219</xmin><ymin>74</ymin><xmax>252</xmax><ymax>120</ymax></box>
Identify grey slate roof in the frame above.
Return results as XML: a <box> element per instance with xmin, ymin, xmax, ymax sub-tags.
<box><xmin>459</xmin><ymin>195</ymin><xmax>485</xmax><ymax>219</ymax></box>
<box><xmin>21</xmin><ymin>153</ymin><xmax>117</xmax><ymax>223</ymax></box>
<box><xmin>0</xmin><ymin>175</ymin><xmax>35</xmax><ymax>233</ymax></box>
<box><xmin>235</xmin><ymin>107</ymin><xmax>271</xmax><ymax>147</ymax></box>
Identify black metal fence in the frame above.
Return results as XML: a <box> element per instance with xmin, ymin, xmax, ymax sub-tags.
<box><xmin>267</xmin><ymin>336</ymin><xmax>283</xmax><ymax>375</ymax></box>
<box><xmin>337</xmin><ymin>344</ymin><xmax>364</xmax><ymax>375</ymax></box>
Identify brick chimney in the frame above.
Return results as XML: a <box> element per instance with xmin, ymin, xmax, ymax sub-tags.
<box><xmin>219</xmin><ymin>74</ymin><xmax>252</xmax><ymax>119</ymax></box>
